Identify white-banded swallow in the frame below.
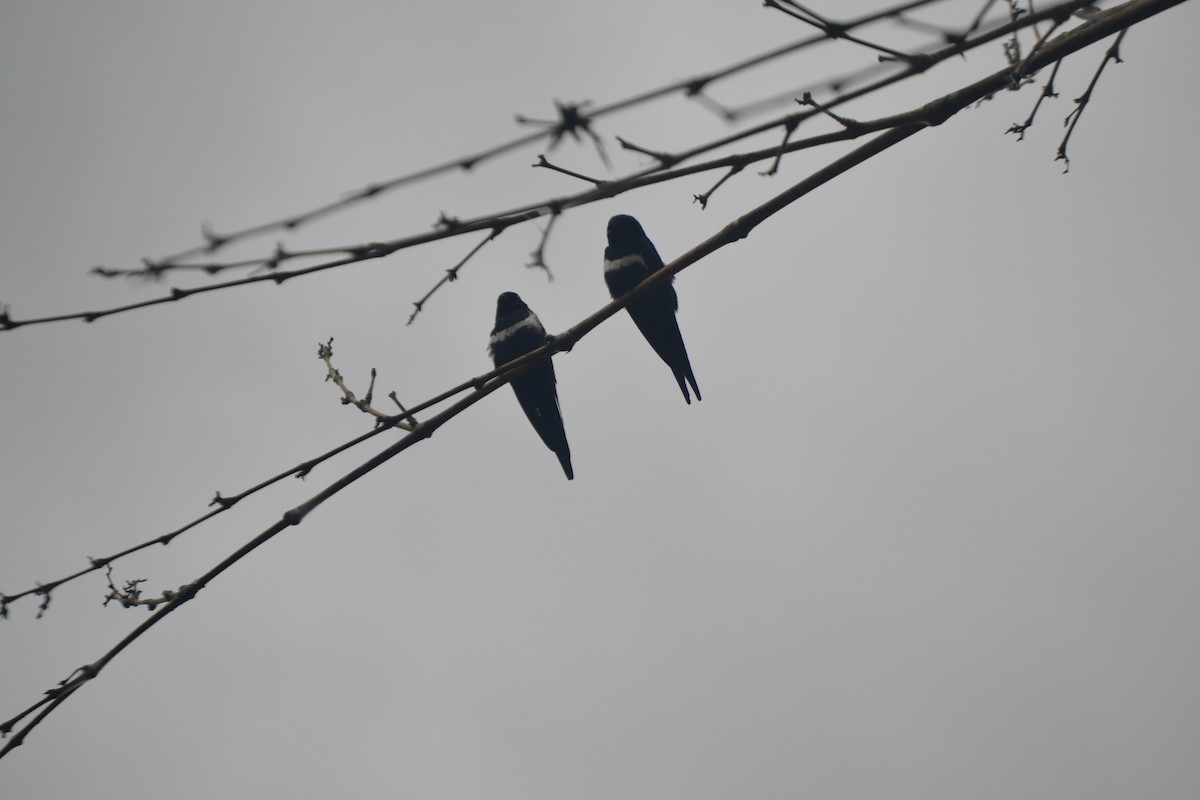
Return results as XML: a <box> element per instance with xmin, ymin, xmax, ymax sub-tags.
<box><xmin>488</xmin><ymin>292</ymin><xmax>574</xmax><ymax>480</ymax></box>
<box><xmin>603</xmin><ymin>214</ymin><xmax>701</xmax><ymax>404</ymax></box>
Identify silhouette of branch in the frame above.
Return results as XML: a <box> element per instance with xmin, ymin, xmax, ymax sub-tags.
<box><xmin>693</xmin><ymin>163</ymin><xmax>748</xmax><ymax>209</ymax></box>
<box><xmin>0</xmin><ymin>503</ymin><xmax>223</xmax><ymax>616</ymax></box>
<box><xmin>1001</xmin><ymin>0</ymin><xmax>1029</xmax><ymax>67</ymax></box>
<box><xmin>616</xmin><ymin>136</ymin><xmax>680</xmax><ymax>168</ymax></box>
<box><xmin>963</xmin><ymin>0</ymin><xmax>1004</xmax><ymax>39</ymax></box>
<box><xmin>407</xmin><ymin>227</ymin><xmax>504</xmax><ymax>324</ymax></box>
<box><xmin>533</xmin><ymin>154</ymin><xmax>607</xmax><ymax>186</ymax></box>
<box><xmin>5</xmin><ymin>336</ymin><xmax>552</xmax><ymax>620</ymax></box>
<box><xmin>2</xmin><ymin>0</ymin><xmax>1108</xmax><ymax>333</ymax></box>
<box><xmin>77</xmin><ymin>0</ymin><xmax>951</xmax><ymax>280</ymax></box>
<box><xmin>1007</xmin><ymin>58</ymin><xmax>1063</xmax><ymax>139</ymax></box>
<box><xmin>526</xmin><ymin>212</ymin><xmax>559</xmax><ymax>279</ymax></box>
<box><xmin>516</xmin><ymin>100</ymin><xmax>613</xmax><ymax>169</ymax></box>
<box><xmin>1023</xmin><ymin>7</ymin><xmax>1072</xmax><ymax>62</ymax></box>
<box><xmin>1</xmin><ymin>243</ymin><xmax>401</xmax><ymax>331</ymax></box>
<box><xmin>4</xmin><ymin>310</ymin><xmax>623</xmax><ymax>616</ymax></box>
<box><xmin>0</xmin><ymin>406</ymin><xmax>417</xmax><ymax>617</ymax></box>
<box><xmin>89</xmin><ymin>244</ymin><xmax>355</xmax><ymax>279</ymax></box>
<box><xmin>723</xmin><ymin>59</ymin><xmax>897</xmax><ymax>122</ymax></box>
<box><xmin>797</xmin><ymin>91</ymin><xmax>866</xmax><ymax>131</ymax></box>
<box><xmin>1057</xmin><ymin>28</ymin><xmax>1128</xmax><ymax>172</ymax></box>
<box><xmin>765</xmin><ymin>0</ymin><xmax>925</xmax><ymax>64</ymax></box>
<box><xmin>894</xmin><ymin>0</ymin><xmax>997</xmax><ymax>45</ymax></box>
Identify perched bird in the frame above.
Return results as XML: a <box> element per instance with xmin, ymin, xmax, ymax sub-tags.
<box><xmin>488</xmin><ymin>292</ymin><xmax>574</xmax><ymax>480</ymax></box>
<box><xmin>603</xmin><ymin>214</ymin><xmax>701</xmax><ymax>403</ymax></box>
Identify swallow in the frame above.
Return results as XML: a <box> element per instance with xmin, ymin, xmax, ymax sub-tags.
<box><xmin>488</xmin><ymin>292</ymin><xmax>574</xmax><ymax>480</ymax></box>
<box><xmin>603</xmin><ymin>214</ymin><xmax>701</xmax><ymax>403</ymax></box>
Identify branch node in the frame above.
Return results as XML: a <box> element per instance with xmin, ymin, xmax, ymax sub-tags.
<box><xmin>210</xmin><ymin>491</ymin><xmax>237</xmax><ymax>510</ymax></box>
<box><xmin>615</xmin><ymin>136</ymin><xmax>680</xmax><ymax>168</ymax></box>
<box><xmin>201</xmin><ymin>223</ymin><xmax>229</xmax><ymax>251</ymax></box>
<box><xmin>388</xmin><ymin>392</ymin><xmax>419</xmax><ymax>427</ymax></box>
<box><xmin>797</xmin><ymin>92</ymin><xmax>863</xmax><ymax>132</ymax></box>
<box><xmin>532</xmin><ymin>154</ymin><xmax>606</xmax><ymax>186</ymax></box>
<box><xmin>434</xmin><ymin>213</ymin><xmax>462</xmax><ymax>232</ymax></box>
<box><xmin>282</xmin><ymin>506</ymin><xmax>308</xmax><ymax>526</ymax></box>
<box><xmin>693</xmin><ymin>162</ymin><xmax>745</xmax><ymax>209</ymax></box>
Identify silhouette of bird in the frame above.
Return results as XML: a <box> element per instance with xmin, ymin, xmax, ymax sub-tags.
<box><xmin>488</xmin><ymin>292</ymin><xmax>574</xmax><ymax>480</ymax></box>
<box><xmin>603</xmin><ymin>214</ymin><xmax>701</xmax><ymax>403</ymax></box>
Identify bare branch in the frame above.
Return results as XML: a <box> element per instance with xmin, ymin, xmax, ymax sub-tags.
<box><xmin>57</xmin><ymin>0</ymin><xmax>956</xmax><ymax>277</ymax></box>
<box><xmin>1057</xmin><ymin>28</ymin><xmax>1128</xmax><ymax>172</ymax></box>
<box><xmin>318</xmin><ymin>339</ymin><xmax>410</xmax><ymax>424</ymax></box>
<box><xmin>616</xmin><ymin>136</ymin><xmax>681</xmax><ymax>168</ymax></box>
<box><xmin>798</xmin><ymin>91</ymin><xmax>866</xmax><ymax>132</ymax></box>
<box><xmin>526</xmin><ymin>212</ymin><xmax>559</xmax><ymax>279</ymax></box>
<box><xmin>407</xmin><ymin>227</ymin><xmax>504</xmax><ymax>325</ymax></box>
<box><xmin>759</xmin><ymin>120</ymin><xmax>801</xmax><ymax>177</ymax></box>
<box><xmin>694</xmin><ymin>164</ymin><xmax>747</xmax><ymax>209</ymax></box>
<box><xmin>1007</xmin><ymin>58</ymin><xmax>1063</xmax><ymax>138</ymax></box>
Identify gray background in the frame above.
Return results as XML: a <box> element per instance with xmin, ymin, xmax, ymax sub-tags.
<box><xmin>2</xmin><ymin>1</ymin><xmax>1198</xmax><ymax>797</ymax></box>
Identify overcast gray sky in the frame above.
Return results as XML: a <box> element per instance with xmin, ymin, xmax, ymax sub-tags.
<box><xmin>3</xmin><ymin>1</ymin><xmax>1199</xmax><ymax>798</ymax></box>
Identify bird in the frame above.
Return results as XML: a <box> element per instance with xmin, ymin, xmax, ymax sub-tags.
<box><xmin>603</xmin><ymin>214</ymin><xmax>701</xmax><ymax>404</ymax></box>
<box><xmin>488</xmin><ymin>292</ymin><xmax>574</xmax><ymax>480</ymax></box>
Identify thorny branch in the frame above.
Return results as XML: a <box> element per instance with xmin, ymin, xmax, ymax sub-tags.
<box><xmin>765</xmin><ymin>0</ymin><xmax>924</xmax><ymax>64</ymax></box>
<box><xmin>0</xmin><ymin>0</ymin><xmax>1114</xmax><ymax>333</ymax></box>
<box><xmin>407</xmin><ymin>228</ymin><xmax>504</xmax><ymax>325</ymax></box>
<box><xmin>77</xmin><ymin>0</ymin><xmax>954</xmax><ymax>277</ymax></box>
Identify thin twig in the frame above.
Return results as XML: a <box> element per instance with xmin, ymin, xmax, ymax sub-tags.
<box><xmin>1007</xmin><ymin>59</ymin><xmax>1063</xmax><ymax>138</ymax></box>
<box><xmin>766</xmin><ymin>0</ymin><xmax>923</xmax><ymax>64</ymax></box>
<box><xmin>407</xmin><ymin>228</ymin><xmax>504</xmax><ymax>325</ymax></box>
<box><xmin>526</xmin><ymin>213</ymin><xmax>558</xmax><ymax>279</ymax></box>
<box><xmin>532</xmin><ymin>154</ymin><xmax>606</xmax><ymax>186</ymax></box>
<box><xmin>1057</xmin><ymin>28</ymin><xmax>1127</xmax><ymax>172</ymax></box>
<box><xmin>318</xmin><ymin>339</ymin><xmax>408</xmax><ymax>423</ymax></box>
<box><xmin>694</xmin><ymin>164</ymin><xmax>747</xmax><ymax>209</ymax></box>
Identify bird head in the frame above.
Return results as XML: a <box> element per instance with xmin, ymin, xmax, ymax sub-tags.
<box><xmin>606</xmin><ymin>214</ymin><xmax>645</xmax><ymax>248</ymax></box>
<box><xmin>495</xmin><ymin>292</ymin><xmax>529</xmax><ymax>321</ymax></box>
